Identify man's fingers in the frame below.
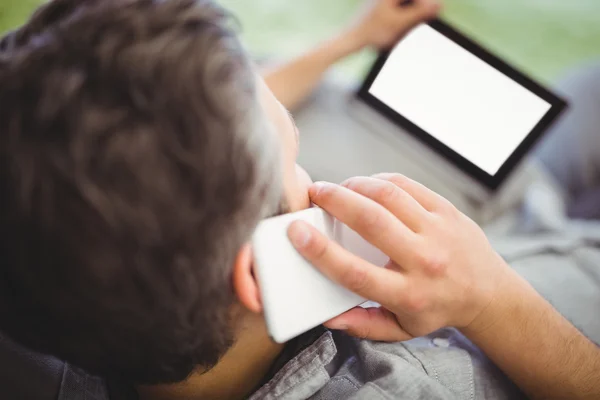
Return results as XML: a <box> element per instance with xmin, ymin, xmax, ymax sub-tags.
<box><xmin>397</xmin><ymin>0</ymin><xmax>441</xmax><ymax>24</ymax></box>
<box><xmin>308</xmin><ymin>182</ymin><xmax>417</xmax><ymax>261</ymax></box>
<box><xmin>341</xmin><ymin>176</ymin><xmax>430</xmax><ymax>232</ymax></box>
<box><xmin>325</xmin><ymin>307</ymin><xmax>413</xmax><ymax>342</ymax></box>
<box><xmin>372</xmin><ymin>173</ymin><xmax>449</xmax><ymax>212</ymax></box>
<box><xmin>288</xmin><ymin>221</ymin><xmax>408</xmax><ymax>306</ymax></box>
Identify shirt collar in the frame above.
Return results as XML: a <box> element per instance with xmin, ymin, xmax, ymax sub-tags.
<box><xmin>248</xmin><ymin>328</ymin><xmax>337</xmax><ymax>400</ymax></box>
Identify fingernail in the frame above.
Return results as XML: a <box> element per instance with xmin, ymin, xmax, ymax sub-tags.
<box><xmin>310</xmin><ymin>181</ymin><xmax>329</xmax><ymax>197</ymax></box>
<box><xmin>288</xmin><ymin>222</ymin><xmax>312</xmax><ymax>249</ymax></box>
<box><xmin>327</xmin><ymin>321</ymin><xmax>349</xmax><ymax>331</ymax></box>
<box><xmin>340</xmin><ymin>178</ymin><xmax>356</xmax><ymax>190</ymax></box>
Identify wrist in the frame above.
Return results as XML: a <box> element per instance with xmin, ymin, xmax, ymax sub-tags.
<box><xmin>329</xmin><ymin>26</ymin><xmax>368</xmax><ymax>59</ymax></box>
<box><xmin>461</xmin><ymin>264</ymin><xmax>533</xmax><ymax>338</ymax></box>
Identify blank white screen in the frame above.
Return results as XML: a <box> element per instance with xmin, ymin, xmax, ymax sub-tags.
<box><xmin>369</xmin><ymin>24</ymin><xmax>552</xmax><ymax>176</ymax></box>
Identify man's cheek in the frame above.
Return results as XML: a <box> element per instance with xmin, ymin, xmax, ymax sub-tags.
<box><xmin>287</xmin><ymin>164</ymin><xmax>312</xmax><ymax>212</ymax></box>
<box><xmin>296</xmin><ymin>164</ymin><xmax>313</xmax><ymax>189</ymax></box>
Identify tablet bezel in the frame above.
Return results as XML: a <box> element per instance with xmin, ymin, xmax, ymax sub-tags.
<box><xmin>356</xmin><ymin>19</ymin><xmax>568</xmax><ymax>191</ymax></box>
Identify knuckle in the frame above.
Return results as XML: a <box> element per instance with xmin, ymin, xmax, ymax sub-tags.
<box><xmin>414</xmin><ymin>251</ymin><xmax>431</xmax><ymax>268</ymax></box>
<box><xmin>447</xmin><ymin>205</ymin><xmax>462</xmax><ymax>221</ymax></box>
<box><xmin>350</xmin><ymin>324</ymin><xmax>371</xmax><ymax>340</ymax></box>
<box><xmin>404</xmin><ymin>292</ymin><xmax>428</xmax><ymax>313</ymax></box>
<box><xmin>355</xmin><ymin>208</ymin><xmax>385</xmax><ymax>238</ymax></box>
<box><xmin>371</xmin><ymin>181</ymin><xmax>402</xmax><ymax>205</ymax></box>
<box><xmin>423</xmin><ymin>254</ymin><xmax>449</xmax><ymax>277</ymax></box>
<box><xmin>436</xmin><ymin>197</ymin><xmax>457</xmax><ymax>215</ymax></box>
<box><xmin>342</xmin><ymin>262</ymin><xmax>371</xmax><ymax>293</ymax></box>
<box><xmin>308</xmin><ymin>236</ymin><xmax>330</xmax><ymax>261</ymax></box>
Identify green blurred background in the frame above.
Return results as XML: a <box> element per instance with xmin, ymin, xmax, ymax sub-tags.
<box><xmin>2</xmin><ymin>0</ymin><xmax>599</xmax><ymax>84</ymax></box>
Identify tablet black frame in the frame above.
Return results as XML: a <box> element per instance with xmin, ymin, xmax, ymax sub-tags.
<box><xmin>357</xmin><ymin>19</ymin><xmax>568</xmax><ymax>191</ymax></box>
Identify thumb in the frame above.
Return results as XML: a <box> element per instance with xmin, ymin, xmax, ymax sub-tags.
<box><xmin>325</xmin><ymin>306</ymin><xmax>414</xmax><ymax>342</ymax></box>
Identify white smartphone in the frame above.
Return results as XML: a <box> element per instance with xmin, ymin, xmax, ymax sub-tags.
<box><xmin>252</xmin><ymin>207</ymin><xmax>389</xmax><ymax>343</ymax></box>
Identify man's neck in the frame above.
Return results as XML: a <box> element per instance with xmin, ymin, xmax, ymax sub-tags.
<box><xmin>137</xmin><ymin>313</ymin><xmax>285</xmax><ymax>400</ymax></box>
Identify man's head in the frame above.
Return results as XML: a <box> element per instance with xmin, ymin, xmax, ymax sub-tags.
<box><xmin>0</xmin><ymin>0</ymin><xmax>311</xmax><ymax>384</ymax></box>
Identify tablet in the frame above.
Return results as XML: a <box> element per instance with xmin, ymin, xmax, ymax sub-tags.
<box><xmin>357</xmin><ymin>20</ymin><xmax>567</xmax><ymax>191</ymax></box>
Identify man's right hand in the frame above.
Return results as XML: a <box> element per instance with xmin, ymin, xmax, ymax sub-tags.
<box><xmin>287</xmin><ymin>173</ymin><xmax>513</xmax><ymax>341</ymax></box>
<box><xmin>289</xmin><ymin>174</ymin><xmax>600</xmax><ymax>400</ymax></box>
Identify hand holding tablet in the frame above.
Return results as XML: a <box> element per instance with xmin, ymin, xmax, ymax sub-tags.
<box><xmin>358</xmin><ymin>20</ymin><xmax>567</xmax><ymax>190</ymax></box>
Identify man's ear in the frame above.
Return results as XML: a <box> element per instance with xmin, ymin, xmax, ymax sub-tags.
<box><xmin>232</xmin><ymin>243</ymin><xmax>263</xmax><ymax>314</ymax></box>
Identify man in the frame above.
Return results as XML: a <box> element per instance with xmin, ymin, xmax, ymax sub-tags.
<box><xmin>0</xmin><ymin>0</ymin><xmax>528</xmax><ymax>399</ymax></box>
<box><xmin>287</xmin><ymin>66</ymin><xmax>600</xmax><ymax>399</ymax></box>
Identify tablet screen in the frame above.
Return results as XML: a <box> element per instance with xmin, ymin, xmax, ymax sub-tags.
<box><xmin>358</xmin><ymin>21</ymin><xmax>567</xmax><ymax>190</ymax></box>
<box><xmin>369</xmin><ymin>24</ymin><xmax>552</xmax><ymax>176</ymax></box>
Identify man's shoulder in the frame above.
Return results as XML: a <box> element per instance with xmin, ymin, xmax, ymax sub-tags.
<box><xmin>249</xmin><ymin>327</ymin><xmax>524</xmax><ymax>400</ymax></box>
<box><xmin>315</xmin><ymin>328</ymin><xmax>525</xmax><ymax>400</ymax></box>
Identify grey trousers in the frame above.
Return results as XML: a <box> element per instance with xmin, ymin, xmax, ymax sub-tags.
<box><xmin>535</xmin><ymin>62</ymin><xmax>600</xmax><ymax>219</ymax></box>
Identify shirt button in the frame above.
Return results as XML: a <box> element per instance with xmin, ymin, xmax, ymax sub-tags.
<box><xmin>432</xmin><ymin>338</ymin><xmax>450</xmax><ymax>348</ymax></box>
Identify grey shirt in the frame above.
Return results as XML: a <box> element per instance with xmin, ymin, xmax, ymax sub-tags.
<box><xmin>247</xmin><ymin>327</ymin><xmax>524</xmax><ymax>400</ymax></box>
